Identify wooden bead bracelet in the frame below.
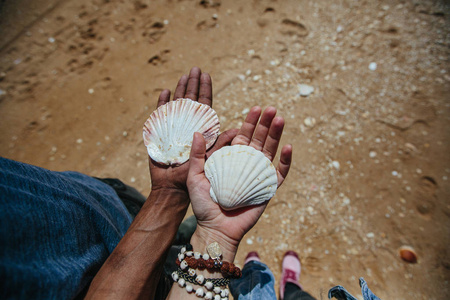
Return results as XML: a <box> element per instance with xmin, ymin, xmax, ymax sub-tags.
<box><xmin>176</xmin><ymin>256</ymin><xmax>241</xmax><ymax>279</ymax></box>
<box><xmin>176</xmin><ymin>243</ymin><xmax>242</xmax><ymax>279</ymax></box>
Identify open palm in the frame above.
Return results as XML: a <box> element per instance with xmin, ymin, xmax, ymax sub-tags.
<box><xmin>187</xmin><ymin>106</ymin><xmax>292</xmax><ymax>249</ymax></box>
<box><xmin>149</xmin><ymin>67</ymin><xmax>237</xmax><ymax>191</ymax></box>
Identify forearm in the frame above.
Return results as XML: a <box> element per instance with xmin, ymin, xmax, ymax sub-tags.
<box><xmin>86</xmin><ymin>188</ymin><xmax>189</xmax><ymax>300</ymax></box>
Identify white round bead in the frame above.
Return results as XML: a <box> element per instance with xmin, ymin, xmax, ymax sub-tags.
<box><xmin>178</xmin><ymin>278</ymin><xmax>185</xmax><ymax>287</ymax></box>
<box><xmin>223</xmin><ymin>289</ymin><xmax>229</xmax><ymax>296</ymax></box>
<box><xmin>221</xmin><ymin>298</ymin><xmax>227</xmax><ymax>300</ymax></box>
<box><xmin>171</xmin><ymin>272</ymin><xmax>178</xmax><ymax>281</ymax></box>
<box><xmin>194</xmin><ymin>252</ymin><xmax>201</xmax><ymax>259</ymax></box>
<box><xmin>195</xmin><ymin>274</ymin><xmax>205</xmax><ymax>285</ymax></box>
<box><xmin>214</xmin><ymin>295</ymin><xmax>221</xmax><ymax>300</ymax></box>
<box><xmin>186</xmin><ymin>284</ymin><xmax>193</xmax><ymax>293</ymax></box>
<box><xmin>195</xmin><ymin>287</ymin><xmax>205</xmax><ymax>297</ymax></box>
<box><xmin>181</xmin><ymin>247</ymin><xmax>186</xmax><ymax>254</ymax></box>
<box><xmin>205</xmin><ymin>281</ymin><xmax>213</xmax><ymax>290</ymax></box>
<box><xmin>220</xmin><ymin>289</ymin><xmax>226</xmax><ymax>297</ymax></box>
<box><xmin>213</xmin><ymin>286</ymin><xmax>221</xmax><ymax>294</ymax></box>
<box><xmin>188</xmin><ymin>268</ymin><xmax>196</xmax><ymax>277</ymax></box>
<box><xmin>186</xmin><ymin>251</ymin><xmax>193</xmax><ymax>257</ymax></box>
<box><xmin>180</xmin><ymin>260</ymin><xmax>188</xmax><ymax>270</ymax></box>
<box><xmin>205</xmin><ymin>291</ymin><xmax>213</xmax><ymax>299</ymax></box>
<box><xmin>203</xmin><ymin>253</ymin><xmax>210</xmax><ymax>260</ymax></box>
<box><xmin>178</xmin><ymin>253</ymin><xmax>185</xmax><ymax>261</ymax></box>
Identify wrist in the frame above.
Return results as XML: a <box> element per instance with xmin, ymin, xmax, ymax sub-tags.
<box><xmin>150</xmin><ymin>186</ymin><xmax>188</xmax><ymax>198</ymax></box>
<box><xmin>190</xmin><ymin>226</ymin><xmax>239</xmax><ymax>263</ymax></box>
<box><xmin>140</xmin><ymin>188</ymin><xmax>189</xmax><ymax>215</ymax></box>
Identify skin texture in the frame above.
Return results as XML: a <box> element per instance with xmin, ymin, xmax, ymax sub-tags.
<box><xmin>167</xmin><ymin>106</ymin><xmax>293</xmax><ymax>299</ymax></box>
<box><xmin>85</xmin><ymin>67</ymin><xmax>237</xmax><ymax>300</ymax></box>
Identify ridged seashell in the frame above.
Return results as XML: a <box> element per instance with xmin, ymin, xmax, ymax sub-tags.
<box><xmin>143</xmin><ymin>98</ymin><xmax>220</xmax><ymax>165</ymax></box>
<box><xmin>204</xmin><ymin>145</ymin><xmax>278</xmax><ymax>210</ymax></box>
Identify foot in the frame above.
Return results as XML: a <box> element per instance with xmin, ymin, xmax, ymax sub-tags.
<box><xmin>244</xmin><ymin>251</ymin><xmax>261</xmax><ymax>264</ymax></box>
<box><xmin>280</xmin><ymin>251</ymin><xmax>301</xmax><ymax>300</ymax></box>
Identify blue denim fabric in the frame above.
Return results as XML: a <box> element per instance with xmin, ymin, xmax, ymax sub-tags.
<box><xmin>229</xmin><ymin>261</ymin><xmax>381</xmax><ymax>300</ymax></box>
<box><xmin>0</xmin><ymin>157</ymin><xmax>132</xmax><ymax>299</ymax></box>
<box><xmin>328</xmin><ymin>278</ymin><xmax>381</xmax><ymax>300</ymax></box>
<box><xmin>229</xmin><ymin>261</ymin><xmax>277</xmax><ymax>300</ymax></box>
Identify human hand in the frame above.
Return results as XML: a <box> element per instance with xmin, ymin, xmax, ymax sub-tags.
<box><xmin>149</xmin><ymin>67</ymin><xmax>238</xmax><ymax>192</ymax></box>
<box><xmin>187</xmin><ymin>106</ymin><xmax>292</xmax><ymax>260</ymax></box>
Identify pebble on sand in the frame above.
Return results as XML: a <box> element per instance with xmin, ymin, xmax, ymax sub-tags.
<box><xmin>399</xmin><ymin>246</ymin><xmax>418</xmax><ymax>263</ymax></box>
<box><xmin>369</xmin><ymin>62</ymin><xmax>377</xmax><ymax>71</ymax></box>
<box><xmin>303</xmin><ymin>117</ymin><xmax>316</xmax><ymax>128</ymax></box>
<box><xmin>298</xmin><ymin>84</ymin><xmax>314</xmax><ymax>97</ymax></box>
<box><xmin>331</xmin><ymin>161</ymin><xmax>340</xmax><ymax>170</ymax></box>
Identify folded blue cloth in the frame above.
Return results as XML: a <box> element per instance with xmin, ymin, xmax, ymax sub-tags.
<box><xmin>0</xmin><ymin>157</ymin><xmax>132</xmax><ymax>299</ymax></box>
<box><xmin>329</xmin><ymin>278</ymin><xmax>381</xmax><ymax>300</ymax></box>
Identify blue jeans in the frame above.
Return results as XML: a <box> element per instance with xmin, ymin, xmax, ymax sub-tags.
<box><xmin>0</xmin><ymin>157</ymin><xmax>132</xmax><ymax>299</ymax></box>
<box><xmin>229</xmin><ymin>261</ymin><xmax>277</xmax><ymax>299</ymax></box>
<box><xmin>230</xmin><ymin>261</ymin><xmax>380</xmax><ymax>300</ymax></box>
<box><xmin>229</xmin><ymin>261</ymin><xmax>315</xmax><ymax>300</ymax></box>
<box><xmin>328</xmin><ymin>278</ymin><xmax>381</xmax><ymax>300</ymax></box>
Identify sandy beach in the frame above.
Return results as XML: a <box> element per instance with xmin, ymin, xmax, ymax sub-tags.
<box><xmin>0</xmin><ymin>0</ymin><xmax>449</xmax><ymax>298</ymax></box>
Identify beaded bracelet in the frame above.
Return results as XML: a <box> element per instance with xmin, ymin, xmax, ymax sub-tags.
<box><xmin>176</xmin><ymin>250</ymin><xmax>242</xmax><ymax>279</ymax></box>
<box><xmin>171</xmin><ymin>243</ymin><xmax>237</xmax><ymax>299</ymax></box>
<box><xmin>176</xmin><ymin>268</ymin><xmax>230</xmax><ymax>286</ymax></box>
<box><xmin>172</xmin><ymin>268</ymin><xmax>230</xmax><ymax>299</ymax></box>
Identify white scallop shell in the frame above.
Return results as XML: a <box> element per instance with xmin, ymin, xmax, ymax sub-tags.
<box><xmin>204</xmin><ymin>145</ymin><xmax>278</xmax><ymax>210</ymax></box>
<box><xmin>143</xmin><ymin>98</ymin><xmax>220</xmax><ymax>165</ymax></box>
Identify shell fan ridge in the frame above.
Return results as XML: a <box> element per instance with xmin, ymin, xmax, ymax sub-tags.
<box><xmin>204</xmin><ymin>145</ymin><xmax>278</xmax><ymax>210</ymax></box>
<box><xmin>143</xmin><ymin>98</ymin><xmax>220</xmax><ymax>165</ymax></box>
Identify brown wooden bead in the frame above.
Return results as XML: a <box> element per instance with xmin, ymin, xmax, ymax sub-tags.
<box><xmin>197</xmin><ymin>258</ymin><xmax>206</xmax><ymax>269</ymax></box>
<box><xmin>190</xmin><ymin>259</ymin><xmax>198</xmax><ymax>269</ymax></box>
<box><xmin>221</xmin><ymin>261</ymin><xmax>230</xmax><ymax>273</ymax></box>
<box><xmin>205</xmin><ymin>259</ymin><xmax>214</xmax><ymax>269</ymax></box>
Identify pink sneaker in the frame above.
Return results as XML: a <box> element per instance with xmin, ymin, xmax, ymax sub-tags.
<box><xmin>280</xmin><ymin>251</ymin><xmax>302</xmax><ymax>299</ymax></box>
<box><xmin>244</xmin><ymin>251</ymin><xmax>261</xmax><ymax>265</ymax></box>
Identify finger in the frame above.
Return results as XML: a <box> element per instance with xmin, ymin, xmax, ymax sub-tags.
<box><xmin>198</xmin><ymin>72</ymin><xmax>213</xmax><ymax>107</ymax></box>
<box><xmin>173</xmin><ymin>74</ymin><xmax>189</xmax><ymax>100</ymax></box>
<box><xmin>249</xmin><ymin>106</ymin><xmax>277</xmax><ymax>151</ymax></box>
<box><xmin>215</xmin><ymin>129</ymin><xmax>239</xmax><ymax>148</ymax></box>
<box><xmin>262</xmin><ymin>116</ymin><xmax>285</xmax><ymax>161</ymax></box>
<box><xmin>185</xmin><ymin>67</ymin><xmax>202</xmax><ymax>101</ymax></box>
<box><xmin>188</xmin><ymin>132</ymin><xmax>207</xmax><ymax>178</ymax></box>
<box><xmin>231</xmin><ymin>106</ymin><xmax>262</xmax><ymax>146</ymax></box>
<box><xmin>157</xmin><ymin>89</ymin><xmax>171</xmax><ymax>108</ymax></box>
<box><xmin>276</xmin><ymin>144</ymin><xmax>293</xmax><ymax>187</ymax></box>
<box><xmin>207</xmin><ymin>128</ymin><xmax>239</xmax><ymax>158</ymax></box>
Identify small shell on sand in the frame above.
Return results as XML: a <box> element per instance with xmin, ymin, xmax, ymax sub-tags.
<box><xmin>399</xmin><ymin>246</ymin><xmax>418</xmax><ymax>263</ymax></box>
<box><xmin>298</xmin><ymin>84</ymin><xmax>314</xmax><ymax>97</ymax></box>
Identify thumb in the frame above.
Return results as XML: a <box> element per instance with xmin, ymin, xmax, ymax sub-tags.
<box><xmin>189</xmin><ymin>132</ymin><xmax>207</xmax><ymax>178</ymax></box>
